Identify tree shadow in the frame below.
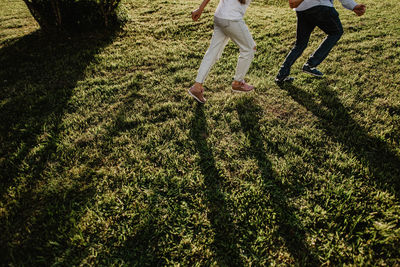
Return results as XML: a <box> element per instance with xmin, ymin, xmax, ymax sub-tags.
<box><xmin>189</xmin><ymin>104</ymin><xmax>245</xmax><ymax>266</ymax></box>
<box><xmin>0</xmin><ymin>29</ymin><xmax>119</xmax><ymax>265</ymax></box>
<box><xmin>280</xmin><ymin>81</ymin><xmax>400</xmax><ymax>198</ymax></box>
<box><xmin>235</xmin><ymin>97</ymin><xmax>319</xmax><ymax>265</ymax></box>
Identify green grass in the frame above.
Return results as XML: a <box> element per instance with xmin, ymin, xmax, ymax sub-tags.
<box><xmin>1</xmin><ymin>0</ymin><xmax>400</xmax><ymax>265</ymax></box>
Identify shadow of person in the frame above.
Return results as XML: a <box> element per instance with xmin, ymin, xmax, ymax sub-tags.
<box><xmin>0</xmin><ymin>29</ymin><xmax>120</xmax><ymax>264</ymax></box>
<box><xmin>280</xmin><ymin>81</ymin><xmax>400</xmax><ymax>198</ymax></box>
<box><xmin>189</xmin><ymin>104</ymin><xmax>244</xmax><ymax>266</ymax></box>
<box><xmin>235</xmin><ymin>96</ymin><xmax>319</xmax><ymax>265</ymax></box>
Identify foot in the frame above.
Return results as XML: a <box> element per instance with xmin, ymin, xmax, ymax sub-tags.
<box><xmin>275</xmin><ymin>76</ymin><xmax>295</xmax><ymax>84</ymax></box>
<box><xmin>231</xmin><ymin>80</ymin><xmax>254</xmax><ymax>92</ymax></box>
<box><xmin>188</xmin><ymin>84</ymin><xmax>206</xmax><ymax>104</ymax></box>
<box><xmin>302</xmin><ymin>64</ymin><xmax>323</xmax><ymax>77</ymax></box>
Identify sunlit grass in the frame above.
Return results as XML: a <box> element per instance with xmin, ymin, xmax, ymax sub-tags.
<box><xmin>1</xmin><ymin>0</ymin><xmax>400</xmax><ymax>265</ymax></box>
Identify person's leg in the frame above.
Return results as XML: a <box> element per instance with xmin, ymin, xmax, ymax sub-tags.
<box><xmin>190</xmin><ymin>18</ymin><xmax>230</xmax><ymax>103</ymax></box>
<box><xmin>195</xmin><ymin>17</ymin><xmax>230</xmax><ymax>84</ymax></box>
<box><xmin>220</xmin><ymin>19</ymin><xmax>255</xmax><ymax>91</ymax></box>
<box><xmin>305</xmin><ymin>6</ymin><xmax>343</xmax><ymax>68</ymax></box>
<box><xmin>276</xmin><ymin>10</ymin><xmax>315</xmax><ymax>80</ymax></box>
<box><xmin>224</xmin><ymin>19</ymin><xmax>256</xmax><ymax>82</ymax></box>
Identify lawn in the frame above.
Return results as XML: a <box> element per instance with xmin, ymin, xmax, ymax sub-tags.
<box><xmin>1</xmin><ymin>0</ymin><xmax>399</xmax><ymax>265</ymax></box>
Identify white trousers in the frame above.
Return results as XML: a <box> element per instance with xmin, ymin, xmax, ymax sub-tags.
<box><xmin>195</xmin><ymin>16</ymin><xmax>256</xmax><ymax>84</ymax></box>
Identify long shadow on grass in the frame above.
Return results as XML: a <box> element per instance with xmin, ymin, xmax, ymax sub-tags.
<box><xmin>0</xmin><ymin>30</ymin><xmax>119</xmax><ymax>265</ymax></box>
<box><xmin>281</xmin><ymin>81</ymin><xmax>400</xmax><ymax>198</ymax></box>
<box><xmin>190</xmin><ymin>104</ymin><xmax>244</xmax><ymax>266</ymax></box>
<box><xmin>235</xmin><ymin>97</ymin><xmax>319</xmax><ymax>265</ymax></box>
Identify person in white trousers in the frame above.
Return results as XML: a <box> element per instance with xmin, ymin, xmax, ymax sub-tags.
<box><xmin>189</xmin><ymin>0</ymin><xmax>256</xmax><ymax>104</ymax></box>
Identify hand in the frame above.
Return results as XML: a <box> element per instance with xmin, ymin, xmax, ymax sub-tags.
<box><xmin>353</xmin><ymin>4</ymin><xmax>366</xmax><ymax>16</ymax></box>
<box><xmin>191</xmin><ymin>9</ymin><xmax>203</xmax><ymax>21</ymax></box>
<box><xmin>289</xmin><ymin>0</ymin><xmax>304</xmax><ymax>9</ymax></box>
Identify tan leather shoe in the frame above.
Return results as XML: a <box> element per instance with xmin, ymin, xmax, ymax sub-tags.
<box><xmin>188</xmin><ymin>86</ymin><xmax>206</xmax><ymax>103</ymax></box>
<box><xmin>231</xmin><ymin>80</ymin><xmax>254</xmax><ymax>92</ymax></box>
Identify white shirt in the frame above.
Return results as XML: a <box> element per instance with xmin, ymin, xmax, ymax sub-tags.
<box><xmin>295</xmin><ymin>0</ymin><xmax>358</xmax><ymax>12</ymax></box>
<box><xmin>214</xmin><ymin>0</ymin><xmax>251</xmax><ymax>20</ymax></box>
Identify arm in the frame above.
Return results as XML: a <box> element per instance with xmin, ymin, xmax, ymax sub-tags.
<box><xmin>192</xmin><ymin>0</ymin><xmax>212</xmax><ymax>21</ymax></box>
<box><xmin>338</xmin><ymin>0</ymin><xmax>357</xmax><ymax>10</ymax></box>
<box><xmin>338</xmin><ymin>0</ymin><xmax>366</xmax><ymax>16</ymax></box>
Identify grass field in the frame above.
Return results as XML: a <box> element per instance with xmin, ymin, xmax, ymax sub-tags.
<box><xmin>1</xmin><ymin>0</ymin><xmax>400</xmax><ymax>265</ymax></box>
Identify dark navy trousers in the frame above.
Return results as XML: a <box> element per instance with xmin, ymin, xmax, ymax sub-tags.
<box><xmin>277</xmin><ymin>6</ymin><xmax>344</xmax><ymax>78</ymax></box>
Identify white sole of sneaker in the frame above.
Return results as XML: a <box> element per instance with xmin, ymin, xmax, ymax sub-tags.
<box><xmin>188</xmin><ymin>89</ymin><xmax>206</xmax><ymax>104</ymax></box>
<box><xmin>275</xmin><ymin>77</ymin><xmax>294</xmax><ymax>83</ymax></box>
<box><xmin>302</xmin><ymin>69</ymin><xmax>323</xmax><ymax>77</ymax></box>
<box><xmin>231</xmin><ymin>88</ymin><xmax>254</xmax><ymax>93</ymax></box>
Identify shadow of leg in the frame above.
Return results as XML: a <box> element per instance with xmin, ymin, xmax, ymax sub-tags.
<box><xmin>235</xmin><ymin>97</ymin><xmax>319</xmax><ymax>265</ymax></box>
<box><xmin>282</xmin><ymin>82</ymin><xmax>400</xmax><ymax>198</ymax></box>
<box><xmin>190</xmin><ymin>104</ymin><xmax>244</xmax><ymax>266</ymax></box>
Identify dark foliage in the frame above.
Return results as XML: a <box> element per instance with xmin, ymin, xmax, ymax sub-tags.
<box><xmin>23</xmin><ymin>0</ymin><xmax>123</xmax><ymax>33</ymax></box>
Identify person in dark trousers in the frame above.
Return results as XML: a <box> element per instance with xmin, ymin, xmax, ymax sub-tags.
<box><xmin>275</xmin><ymin>0</ymin><xmax>366</xmax><ymax>83</ymax></box>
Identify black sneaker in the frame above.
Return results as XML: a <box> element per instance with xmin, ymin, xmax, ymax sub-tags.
<box><xmin>275</xmin><ymin>76</ymin><xmax>295</xmax><ymax>84</ymax></box>
<box><xmin>302</xmin><ymin>64</ymin><xmax>323</xmax><ymax>77</ymax></box>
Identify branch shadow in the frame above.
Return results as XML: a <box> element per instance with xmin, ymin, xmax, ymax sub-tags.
<box><xmin>280</xmin><ymin>81</ymin><xmax>400</xmax><ymax>198</ymax></box>
<box><xmin>189</xmin><ymin>104</ymin><xmax>245</xmax><ymax>266</ymax></box>
<box><xmin>235</xmin><ymin>97</ymin><xmax>319</xmax><ymax>265</ymax></box>
<box><xmin>0</xmin><ymin>29</ymin><xmax>120</xmax><ymax>265</ymax></box>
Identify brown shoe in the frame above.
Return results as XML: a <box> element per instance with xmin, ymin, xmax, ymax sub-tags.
<box><xmin>231</xmin><ymin>80</ymin><xmax>254</xmax><ymax>92</ymax></box>
<box><xmin>188</xmin><ymin>85</ymin><xmax>206</xmax><ymax>104</ymax></box>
